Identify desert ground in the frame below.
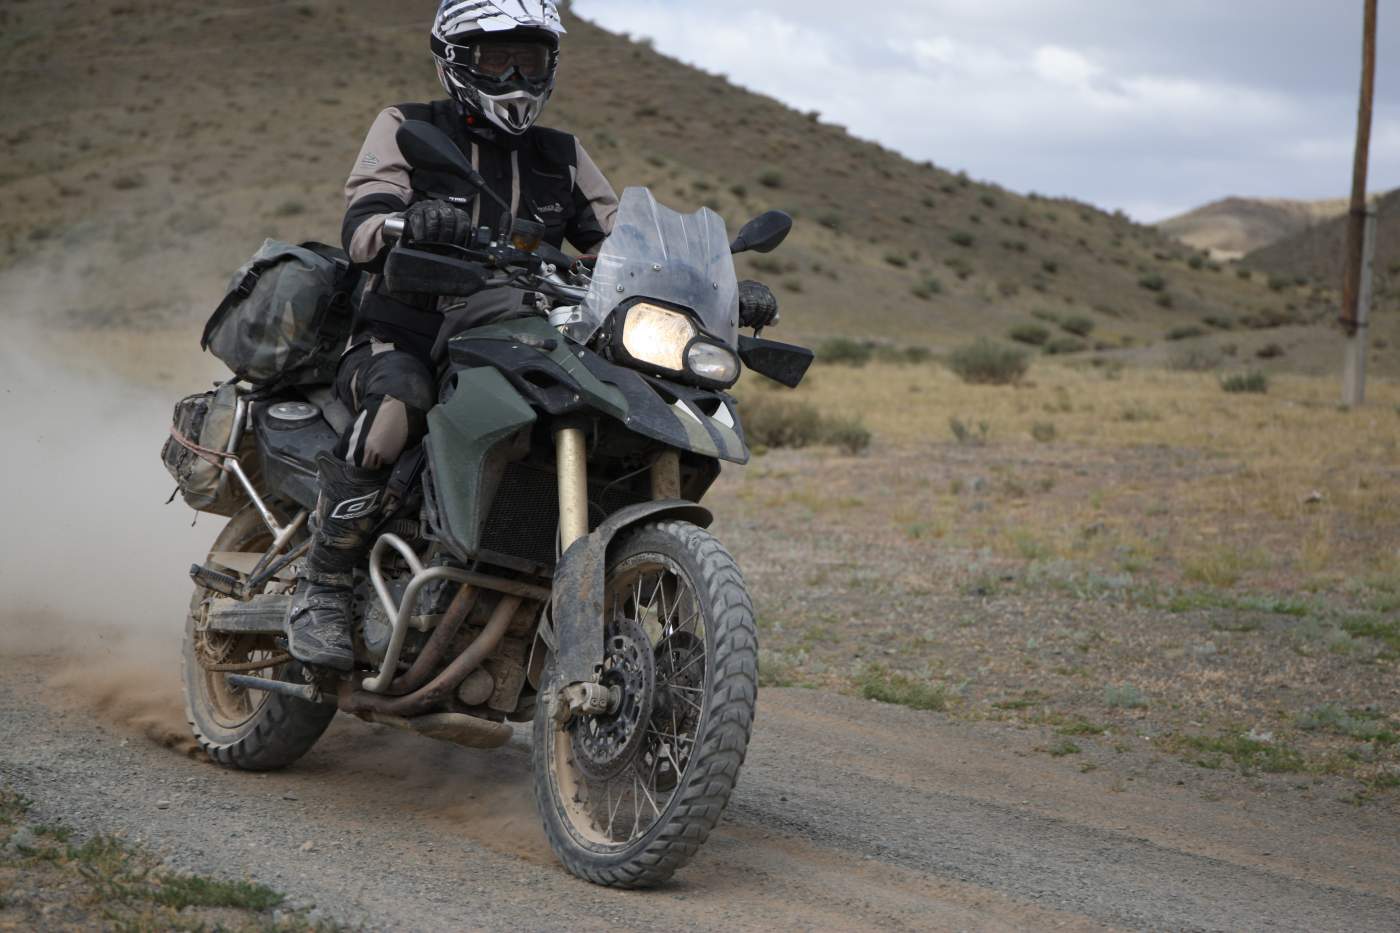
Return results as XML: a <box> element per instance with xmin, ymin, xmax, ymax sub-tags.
<box><xmin>3</xmin><ymin>1</ymin><xmax>1400</xmax><ymax>930</ymax></box>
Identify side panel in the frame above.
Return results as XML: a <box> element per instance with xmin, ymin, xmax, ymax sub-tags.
<box><xmin>446</xmin><ymin>317</ymin><xmax>628</xmax><ymax>420</ymax></box>
<box><xmin>425</xmin><ymin>367</ymin><xmax>538</xmax><ymax>562</ymax></box>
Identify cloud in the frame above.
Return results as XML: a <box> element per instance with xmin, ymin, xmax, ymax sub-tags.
<box><xmin>573</xmin><ymin>0</ymin><xmax>1400</xmax><ymax>221</ymax></box>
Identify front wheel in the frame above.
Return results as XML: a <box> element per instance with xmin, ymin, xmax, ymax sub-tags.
<box><xmin>532</xmin><ymin>520</ymin><xmax>758</xmax><ymax>887</ymax></box>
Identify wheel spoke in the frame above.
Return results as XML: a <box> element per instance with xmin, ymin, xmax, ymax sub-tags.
<box><xmin>662</xmin><ymin>647</ymin><xmax>705</xmax><ymax>683</ymax></box>
<box><xmin>672</xmin><ymin>691</ymin><xmax>703</xmax><ymax>715</ymax></box>
<box><xmin>606</xmin><ymin>781</ymin><xmax>620</xmax><ymax>839</ymax></box>
<box><xmin>655</xmin><ymin>608</ymin><xmax>701</xmax><ymax>650</ymax></box>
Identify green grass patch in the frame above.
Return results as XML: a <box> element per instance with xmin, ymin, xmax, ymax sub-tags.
<box><xmin>1167</xmin><ymin>733</ymin><xmax>1305</xmax><ymax>774</ymax></box>
<box><xmin>858</xmin><ymin>664</ymin><xmax>948</xmax><ymax>711</ymax></box>
<box><xmin>1297</xmin><ymin>704</ymin><xmax>1398</xmax><ymax>745</ymax></box>
<box><xmin>1164</xmin><ymin>589</ymin><xmax>1311</xmax><ymax>619</ymax></box>
<box><xmin>1340</xmin><ymin>615</ymin><xmax>1400</xmax><ymax>651</ymax></box>
<box><xmin>1047</xmin><ymin>739</ymin><xmax>1081</xmax><ymax>757</ymax></box>
<box><xmin>152</xmin><ymin>874</ymin><xmax>284</xmax><ymax>911</ymax></box>
<box><xmin>1055</xmin><ymin>719</ymin><xmax>1106</xmax><ymax>736</ymax></box>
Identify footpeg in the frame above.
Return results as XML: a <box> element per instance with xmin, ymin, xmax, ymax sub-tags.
<box><xmin>191</xmin><ymin>562</ymin><xmax>245</xmax><ymax>600</ymax></box>
<box><xmin>225</xmin><ymin>674</ymin><xmax>323</xmax><ymax>704</ymax></box>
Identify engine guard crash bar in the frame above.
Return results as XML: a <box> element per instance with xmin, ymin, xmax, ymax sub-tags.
<box><xmin>362</xmin><ymin>533</ymin><xmax>551</xmax><ymax>694</ymax></box>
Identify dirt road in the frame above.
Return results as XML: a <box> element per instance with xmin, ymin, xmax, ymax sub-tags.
<box><xmin>2</xmin><ymin>651</ymin><xmax>1396</xmax><ymax>932</ymax></box>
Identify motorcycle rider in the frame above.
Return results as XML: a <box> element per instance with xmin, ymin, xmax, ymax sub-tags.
<box><xmin>286</xmin><ymin>0</ymin><xmax>782</xmax><ymax>670</ymax></box>
<box><xmin>286</xmin><ymin>0</ymin><xmax>619</xmax><ymax>670</ymax></box>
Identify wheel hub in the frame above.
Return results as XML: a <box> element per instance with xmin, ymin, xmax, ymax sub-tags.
<box><xmin>570</xmin><ymin>612</ymin><xmax>655</xmax><ymax>782</ymax></box>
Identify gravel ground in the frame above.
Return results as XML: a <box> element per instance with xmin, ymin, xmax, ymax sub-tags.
<box><xmin>2</xmin><ymin>651</ymin><xmax>1397</xmax><ymax>931</ymax></box>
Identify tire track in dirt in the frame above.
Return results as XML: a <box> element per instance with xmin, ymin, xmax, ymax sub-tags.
<box><xmin>3</xmin><ymin>651</ymin><xmax>1398</xmax><ymax>931</ymax></box>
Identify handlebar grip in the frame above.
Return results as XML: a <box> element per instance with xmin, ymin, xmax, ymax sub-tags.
<box><xmin>381</xmin><ymin>214</ymin><xmax>406</xmax><ymax>245</ymax></box>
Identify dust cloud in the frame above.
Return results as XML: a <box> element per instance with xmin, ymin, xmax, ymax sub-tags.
<box><xmin>0</xmin><ymin>293</ymin><xmax>215</xmax><ymax>749</ymax></box>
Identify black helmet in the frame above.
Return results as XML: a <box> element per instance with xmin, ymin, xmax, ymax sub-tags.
<box><xmin>430</xmin><ymin>1</ymin><xmax>565</xmax><ymax>135</ymax></box>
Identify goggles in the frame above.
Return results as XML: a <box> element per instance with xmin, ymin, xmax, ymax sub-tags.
<box><xmin>457</xmin><ymin>39</ymin><xmax>553</xmax><ymax>81</ymax></box>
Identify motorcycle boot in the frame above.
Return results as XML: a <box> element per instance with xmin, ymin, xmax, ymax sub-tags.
<box><xmin>286</xmin><ymin>453</ymin><xmax>389</xmax><ymax>671</ymax></box>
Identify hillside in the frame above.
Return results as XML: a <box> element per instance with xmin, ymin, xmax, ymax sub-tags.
<box><xmin>1246</xmin><ymin>189</ymin><xmax>1400</xmax><ymax>310</ymax></box>
<box><xmin>1158</xmin><ymin>197</ymin><xmax>1347</xmax><ymax>258</ymax></box>
<box><xmin>0</xmin><ymin>0</ymin><xmax>1375</xmax><ymax>376</ymax></box>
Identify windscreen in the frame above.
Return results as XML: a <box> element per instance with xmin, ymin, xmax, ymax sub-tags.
<box><xmin>573</xmin><ymin>188</ymin><xmax>739</xmax><ymax>346</ymax></box>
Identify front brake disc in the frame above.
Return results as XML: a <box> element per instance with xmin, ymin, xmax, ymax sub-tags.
<box><xmin>570</xmin><ymin>612</ymin><xmax>655</xmax><ymax>782</ymax></box>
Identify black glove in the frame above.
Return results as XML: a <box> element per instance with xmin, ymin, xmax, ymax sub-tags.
<box><xmin>402</xmin><ymin>199</ymin><xmax>474</xmax><ymax>246</ymax></box>
<box><xmin>738</xmin><ymin>279</ymin><xmax>779</xmax><ymax>329</ymax></box>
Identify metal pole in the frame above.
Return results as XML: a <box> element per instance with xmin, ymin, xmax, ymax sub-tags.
<box><xmin>1343</xmin><ymin>204</ymin><xmax>1379</xmax><ymax>407</ymax></box>
<box><xmin>1340</xmin><ymin>0</ymin><xmax>1378</xmax><ymax>335</ymax></box>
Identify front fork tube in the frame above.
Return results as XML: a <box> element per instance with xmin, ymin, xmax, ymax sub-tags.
<box><xmin>555</xmin><ymin>426</ymin><xmax>590</xmax><ymax>551</ymax></box>
<box><xmin>555</xmin><ymin>430</ymin><xmax>684</xmax><ymax>552</ymax></box>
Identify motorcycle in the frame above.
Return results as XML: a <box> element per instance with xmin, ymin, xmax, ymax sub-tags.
<box><xmin>180</xmin><ymin>120</ymin><xmax>814</xmax><ymax>886</ymax></box>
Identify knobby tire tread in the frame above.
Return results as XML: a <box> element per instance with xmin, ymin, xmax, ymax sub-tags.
<box><xmin>535</xmin><ymin>520</ymin><xmax>758</xmax><ymax>888</ymax></box>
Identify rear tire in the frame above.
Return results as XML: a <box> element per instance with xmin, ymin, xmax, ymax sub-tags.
<box><xmin>532</xmin><ymin>520</ymin><xmax>758</xmax><ymax>887</ymax></box>
<box><xmin>182</xmin><ymin>507</ymin><xmax>336</xmax><ymax>771</ymax></box>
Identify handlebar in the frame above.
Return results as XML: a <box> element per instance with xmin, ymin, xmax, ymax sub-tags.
<box><xmin>381</xmin><ymin>214</ymin><xmax>406</xmax><ymax>245</ymax></box>
<box><xmin>380</xmin><ymin>212</ymin><xmax>590</xmax><ymax>306</ymax></box>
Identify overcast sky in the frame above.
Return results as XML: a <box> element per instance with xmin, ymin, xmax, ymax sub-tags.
<box><xmin>572</xmin><ymin>0</ymin><xmax>1398</xmax><ymax>221</ymax></box>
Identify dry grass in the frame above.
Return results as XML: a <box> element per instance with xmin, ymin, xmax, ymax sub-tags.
<box><xmin>778</xmin><ymin>359</ymin><xmax>1400</xmax><ymax>586</ymax></box>
<box><xmin>0</xmin><ymin>788</ymin><xmax>328</xmax><ymax>930</ymax></box>
<box><xmin>719</xmin><ymin>360</ymin><xmax>1400</xmax><ymax>792</ymax></box>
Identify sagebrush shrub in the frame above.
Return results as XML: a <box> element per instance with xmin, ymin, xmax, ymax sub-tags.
<box><xmin>1221</xmin><ymin>371</ymin><xmax>1269</xmax><ymax>394</ymax></box>
<box><xmin>947</xmin><ymin>338</ymin><xmax>1028</xmax><ymax>385</ymax></box>
<box><xmin>1008</xmin><ymin>323</ymin><xmax>1051</xmax><ymax>346</ymax></box>
<box><xmin>816</xmin><ymin>337</ymin><xmax>874</xmax><ymax>366</ymax></box>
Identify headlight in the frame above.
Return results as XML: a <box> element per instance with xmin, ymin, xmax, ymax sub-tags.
<box><xmin>686</xmin><ymin>342</ymin><xmax>739</xmax><ymax>384</ymax></box>
<box><xmin>617</xmin><ymin>301</ymin><xmax>741</xmax><ymax>387</ymax></box>
<box><xmin>622</xmin><ymin>302</ymin><xmax>696</xmax><ymax>372</ymax></box>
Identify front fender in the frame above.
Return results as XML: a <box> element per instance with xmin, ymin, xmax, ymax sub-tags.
<box><xmin>548</xmin><ymin>500</ymin><xmax>712</xmax><ymax>686</ymax></box>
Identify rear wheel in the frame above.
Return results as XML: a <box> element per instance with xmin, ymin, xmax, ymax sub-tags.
<box><xmin>532</xmin><ymin>520</ymin><xmax>758</xmax><ymax>887</ymax></box>
<box><xmin>182</xmin><ymin>506</ymin><xmax>335</xmax><ymax>770</ymax></box>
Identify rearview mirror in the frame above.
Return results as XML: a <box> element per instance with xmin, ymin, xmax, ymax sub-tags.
<box><xmin>730</xmin><ymin>211</ymin><xmax>793</xmax><ymax>255</ymax></box>
<box><xmin>397</xmin><ymin>120</ymin><xmax>477</xmax><ymax>181</ymax></box>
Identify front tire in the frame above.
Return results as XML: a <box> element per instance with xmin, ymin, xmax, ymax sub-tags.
<box><xmin>182</xmin><ymin>506</ymin><xmax>336</xmax><ymax>771</ymax></box>
<box><xmin>532</xmin><ymin>520</ymin><xmax>758</xmax><ymax>887</ymax></box>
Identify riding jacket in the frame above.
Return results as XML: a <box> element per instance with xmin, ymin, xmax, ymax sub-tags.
<box><xmin>342</xmin><ymin>99</ymin><xmax>619</xmax><ymax>360</ymax></box>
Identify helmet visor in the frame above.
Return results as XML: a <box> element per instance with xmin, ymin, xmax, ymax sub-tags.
<box><xmin>466</xmin><ymin>39</ymin><xmax>553</xmax><ymax>80</ymax></box>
